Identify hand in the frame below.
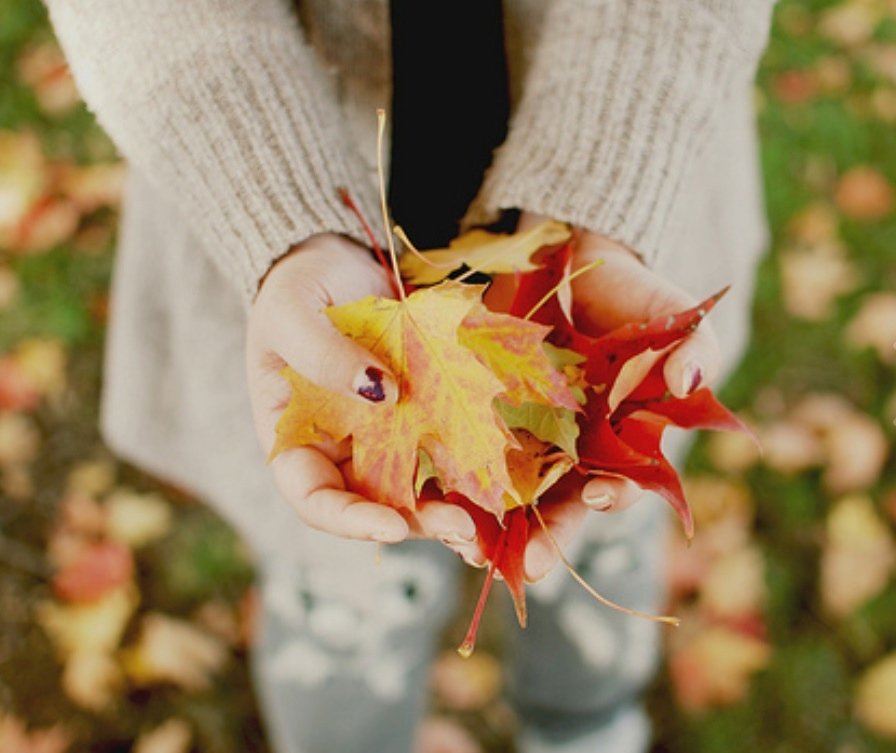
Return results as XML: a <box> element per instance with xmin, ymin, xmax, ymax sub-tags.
<box><xmin>515</xmin><ymin>214</ymin><xmax>723</xmax><ymax>581</ymax></box>
<box><xmin>246</xmin><ymin>233</ymin><xmax>475</xmax><ymax>545</ymax></box>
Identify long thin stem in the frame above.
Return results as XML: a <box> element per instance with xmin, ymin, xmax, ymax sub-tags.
<box><xmin>457</xmin><ymin>524</ymin><xmax>509</xmax><ymax>658</ymax></box>
<box><xmin>339</xmin><ymin>187</ymin><xmax>400</xmax><ymax>299</ymax></box>
<box><xmin>531</xmin><ymin>506</ymin><xmax>680</xmax><ymax>627</ymax></box>
<box><xmin>376</xmin><ymin>109</ymin><xmax>406</xmax><ymax>301</ymax></box>
<box><xmin>393</xmin><ymin>225</ymin><xmax>458</xmax><ymax>269</ymax></box>
<box><xmin>524</xmin><ymin>259</ymin><xmax>603</xmax><ymax>321</ymax></box>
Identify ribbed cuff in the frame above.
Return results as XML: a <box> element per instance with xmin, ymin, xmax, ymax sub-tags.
<box><xmin>465</xmin><ymin>0</ymin><xmax>773</xmax><ymax>264</ymax></box>
<box><xmin>48</xmin><ymin>0</ymin><xmax>384</xmax><ymax>304</ymax></box>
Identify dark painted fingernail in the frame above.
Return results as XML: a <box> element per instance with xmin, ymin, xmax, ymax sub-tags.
<box><xmin>357</xmin><ymin>366</ymin><xmax>386</xmax><ymax>402</ymax></box>
<box><xmin>683</xmin><ymin>363</ymin><xmax>703</xmax><ymax>395</ymax></box>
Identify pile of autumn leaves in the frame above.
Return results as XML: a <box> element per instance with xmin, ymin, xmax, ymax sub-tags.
<box><xmin>273</xmin><ymin>221</ymin><xmax>746</xmax><ymax>636</ymax></box>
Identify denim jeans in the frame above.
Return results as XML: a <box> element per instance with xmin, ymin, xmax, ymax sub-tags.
<box><xmin>250</xmin><ymin>498</ymin><xmax>665</xmax><ymax>753</ymax></box>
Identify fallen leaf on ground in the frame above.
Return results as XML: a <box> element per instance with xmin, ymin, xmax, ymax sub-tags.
<box><xmin>193</xmin><ymin>600</ymin><xmax>242</xmax><ymax>647</ymax></box>
<box><xmin>845</xmin><ymin>292</ymin><xmax>896</xmax><ymax>363</ymax></box>
<box><xmin>132</xmin><ymin>719</ymin><xmax>192</xmax><ymax>753</ymax></box>
<box><xmin>705</xmin><ymin>425</ymin><xmax>761</xmax><ymax>474</ymax></box>
<box><xmin>13</xmin><ymin>339</ymin><xmax>67</xmax><ymax>398</ymax></box>
<box><xmin>786</xmin><ymin>202</ymin><xmax>839</xmax><ymax>246</ymax></box>
<box><xmin>0</xmin><ymin>715</ymin><xmax>71</xmax><ymax>753</ymax></box>
<box><xmin>52</xmin><ymin>540</ymin><xmax>134</xmax><ymax>603</ymax></box>
<box><xmin>123</xmin><ymin>613</ymin><xmax>229</xmax><ymax>691</ymax></box>
<box><xmin>57</xmin><ymin>163</ymin><xmax>125</xmax><ymax>213</ymax></box>
<box><xmin>814</xmin><ymin>56</ymin><xmax>853</xmax><ymax>94</ymax></box>
<box><xmin>37</xmin><ymin>585</ymin><xmax>137</xmax><ymax>658</ymax></box>
<box><xmin>822</xmin><ymin>413</ymin><xmax>888</xmax><ymax>493</ymax></box>
<box><xmin>821</xmin><ymin>495</ymin><xmax>895</xmax><ymax>617</ymax></box>
<box><xmin>0</xmin><ymin>357</ymin><xmax>41</xmax><ymax>411</ymax></box>
<box><xmin>772</xmin><ymin>70</ymin><xmax>817</xmax><ymax>103</ymax></box>
<box><xmin>0</xmin><ymin>131</ymin><xmax>46</xmax><ymax>239</ymax></box>
<box><xmin>105</xmin><ymin>489</ymin><xmax>172</xmax><ymax>547</ymax></box>
<box><xmin>58</xmin><ymin>491</ymin><xmax>107</xmax><ymax>538</ymax></box>
<box><xmin>0</xmin><ymin>412</ymin><xmax>40</xmax><ymax>466</ymax></box>
<box><xmin>819</xmin><ymin>1</ymin><xmax>882</xmax><ymax>48</ymax></box>
<box><xmin>16</xmin><ymin>42</ymin><xmax>80</xmax><ymax>116</ymax></box>
<box><xmin>66</xmin><ymin>459</ymin><xmax>117</xmax><ymax>497</ymax></box>
<box><xmin>699</xmin><ymin>546</ymin><xmax>766</xmax><ymax>619</ymax></box>
<box><xmin>0</xmin><ymin>264</ymin><xmax>20</xmax><ymax>309</ymax></box>
<box><xmin>430</xmin><ymin>651</ymin><xmax>502</xmax><ymax>710</ymax></box>
<box><xmin>835</xmin><ymin>165</ymin><xmax>894</xmax><ymax>220</ymax></box>
<box><xmin>758</xmin><ymin>420</ymin><xmax>824</xmax><ymax>474</ymax></box>
<box><xmin>61</xmin><ymin>649</ymin><xmax>122</xmax><ymax>711</ymax></box>
<box><xmin>779</xmin><ymin>246</ymin><xmax>860</xmax><ymax>320</ymax></box>
<box><xmin>414</xmin><ymin>717</ymin><xmax>482</xmax><ymax>753</ymax></box>
<box><xmin>855</xmin><ymin>653</ymin><xmax>896</xmax><ymax>738</ymax></box>
<box><xmin>669</xmin><ymin>622</ymin><xmax>771</xmax><ymax>712</ymax></box>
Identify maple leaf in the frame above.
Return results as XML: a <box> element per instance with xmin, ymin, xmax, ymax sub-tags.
<box><xmin>495</xmin><ymin>400</ymin><xmax>580</xmax><ymax>460</ymax></box>
<box><xmin>273</xmin><ymin>282</ymin><xmax>517</xmax><ymax>515</ymax></box>
<box><xmin>123</xmin><ymin>613</ymin><xmax>229</xmax><ymax>691</ymax></box>
<box><xmin>458</xmin><ymin>305</ymin><xmax>579</xmax><ymax>410</ymax></box>
<box><xmin>52</xmin><ymin>540</ymin><xmax>134</xmax><ymax>603</ymax></box>
<box><xmin>570</xmin><ymin>296</ymin><xmax>751</xmax><ymax>539</ymax></box>
<box><xmin>0</xmin><ymin>715</ymin><xmax>71</xmax><ymax>753</ymax></box>
<box><xmin>398</xmin><ymin>220</ymin><xmax>571</xmax><ymax>285</ymax></box>
<box><xmin>503</xmin><ymin>430</ymin><xmax>574</xmax><ymax>509</ymax></box>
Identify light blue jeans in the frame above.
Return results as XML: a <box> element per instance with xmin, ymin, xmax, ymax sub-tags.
<box><xmin>251</xmin><ymin>498</ymin><xmax>665</xmax><ymax>753</ymax></box>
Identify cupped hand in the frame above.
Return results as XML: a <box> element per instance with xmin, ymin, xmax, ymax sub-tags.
<box><xmin>246</xmin><ymin>233</ymin><xmax>475</xmax><ymax>545</ymax></box>
<box><xmin>516</xmin><ymin>214</ymin><xmax>723</xmax><ymax>581</ymax></box>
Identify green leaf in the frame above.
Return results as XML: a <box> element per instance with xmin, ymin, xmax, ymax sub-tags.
<box><xmin>495</xmin><ymin>400</ymin><xmax>580</xmax><ymax>461</ymax></box>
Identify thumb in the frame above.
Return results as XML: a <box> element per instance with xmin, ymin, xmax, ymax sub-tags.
<box><xmin>269</xmin><ymin>305</ymin><xmax>398</xmax><ymax>405</ymax></box>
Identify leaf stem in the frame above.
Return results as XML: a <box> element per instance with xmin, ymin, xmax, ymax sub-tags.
<box><xmin>338</xmin><ymin>187</ymin><xmax>401</xmax><ymax>299</ymax></box>
<box><xmin>394</xmin><ymin>225</ymin><xmax>460</xmax><ymax>271</ymax></box>
<box><xmin>530</xmin><ymin>505</ymin><xmax>680</xmax><ymax>627</ymax></box>
<box><xmin>524</xmin><ymin>259</ymin><xmax>603</xmax><ymax>321</ymax></box>
<box><xmin>376</xmin><ymin>109</ymin><xmax>406</xmax><ymax>301</ymax></box>
<box><xmin>457</xmin><ymin>524</ymin><xmax>509</xmax><ymax>658</ymax></box>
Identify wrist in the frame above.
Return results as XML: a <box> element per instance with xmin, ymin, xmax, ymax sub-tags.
<box><xmin>257</xmin><ymin>233</ymin><xmax>370</xmax><ymax>297</ymax></box>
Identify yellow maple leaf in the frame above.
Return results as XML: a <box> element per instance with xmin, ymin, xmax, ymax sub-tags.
<box><xmin>272</xmin><ymin>282</ymin><xmax>517</xmax><ymax>516</ymax></box>
<box><xmin>398</xmin><ymin>220</ymin><xmax>571</xmax><ymax>285</ymax></box>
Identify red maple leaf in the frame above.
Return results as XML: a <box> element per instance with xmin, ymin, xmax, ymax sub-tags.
<box><xmin>454</xmin><ymin>251</ymin><xmax>751</xmax><ymax>653</ymax></box>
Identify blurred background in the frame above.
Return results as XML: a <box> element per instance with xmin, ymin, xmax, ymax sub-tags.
<box><xmin>1</xmin><ymin>0</ymin><xmax>895</xmax><ymax>751</ymax></box>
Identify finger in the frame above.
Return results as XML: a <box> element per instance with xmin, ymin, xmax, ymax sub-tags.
<box><xmin>271</xmin><ymin>447</ymin><xmax>408</xmax><ymax>542</ymax></box>
<box><xmin>581</xmin><ymin>476</ymin><xmax>641</xmax><ymax>513</ymax></box>
<box><xmin>524</xmin><ymin>498</ymin><xmax>588</xmax><ymax>582</ymax></box>
<box><xmin>411</xmin><ymin>500</ymin><xmax>477</xmax><ymax>543</ymax></box>
<box><xmin>447</xmin><ymin>539</ymin><xmax>488</xmax><ymax>568</ymax></box>
<box><xmin>268</xmin><ymin>304</ymin><xmax>398</xmax><ymax>405</ymax></box>
<box><xmin>572</xmin><ymin>244</ymin><xmax>722</xmax><ymax>397</ymax></box>
<box><xmin>663</xmin><ymin>325</ymin><xmax>722</xmax><ymax>398</ymax></box>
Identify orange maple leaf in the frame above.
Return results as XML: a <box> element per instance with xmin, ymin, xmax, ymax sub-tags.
<box><xmin>458</xmin><ymin>307</ymin><xmax>580</xmax><ymax>411</ymax></box>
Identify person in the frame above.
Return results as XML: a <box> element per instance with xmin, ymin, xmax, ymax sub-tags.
<box><xmin>46</xmin><ymin>1</ymin><xmax>775</xmax><ymax>751</ymax></box>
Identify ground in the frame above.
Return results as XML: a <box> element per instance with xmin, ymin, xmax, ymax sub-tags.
<box><xmin>1</xmin><ymin>1</ymin><xmax>895</xmax><ymax>751</ymax></box>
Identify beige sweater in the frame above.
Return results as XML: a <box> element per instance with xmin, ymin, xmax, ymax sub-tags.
<box><xmin>46</xmin><ymin>0</ymin><xmax>774</xmax><ymax>561</ymax></box>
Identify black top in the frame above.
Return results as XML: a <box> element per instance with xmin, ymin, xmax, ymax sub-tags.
<box><xmin>388</xmin><ymin>0</ymin><xmax>510</xmax><ymax>248</ymax></box>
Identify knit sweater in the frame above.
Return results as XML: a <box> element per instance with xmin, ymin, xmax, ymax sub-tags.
<box><xmin>45</xmin><ymin>0</ymin><xmax>775</xmax><ymax>561</ymax></box>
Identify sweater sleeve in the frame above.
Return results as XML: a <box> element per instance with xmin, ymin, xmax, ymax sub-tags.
<box><xmin>45</xmin><ymin>0</ymin><xmax>383</xmax><ymax>304</ymax></box>
<box><xmin>465</xmin><ymin>0</ymin><xmax>776</xmax><ymax>264</ymax></box>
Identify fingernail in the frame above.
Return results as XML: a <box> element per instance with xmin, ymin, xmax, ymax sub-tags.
<box><xmin>524</xmin><ymin>541</ymin><xmax>553</xmax><ymax>582</ymax></box>
<box><xmin>583</xmin><ymin>491</ymin><xmax>613</xmax><ymax>511</ymax></box>
<box><xmin>683</xmin><ymin>362</ymin><xmax>703</xmax><ymax>396</ymax></box>
<box><xmin>438</xmin><ymin>531</ymin><xmax>477</xmax><ymax>546</ymax></box>
<box><xmin>371</xmin><ymin>527</ymin><xmax>405</xmax><ymax>543</ymax></box>
<box><xmin>451</xmin><ymin>542</ymin><xmax>486</xmax><ymax>568</ymax></box>
<box><xmin>356</xmin><ymin>366</ymin><xmax>386</xmax><ymax>402</ymax></box>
